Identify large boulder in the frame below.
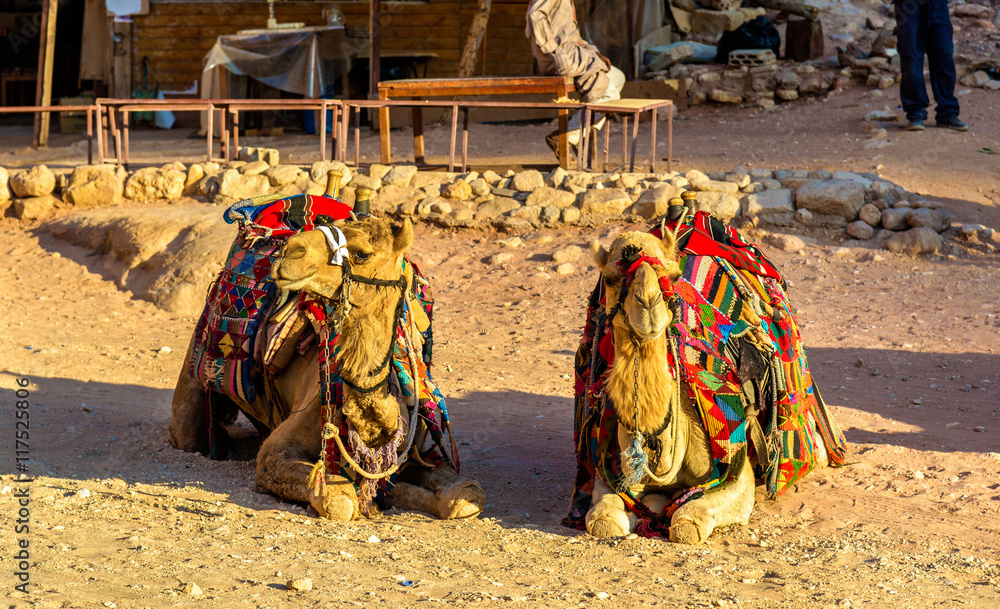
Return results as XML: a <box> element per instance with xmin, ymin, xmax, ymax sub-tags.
<box><xmin>880</xmin><ymin>207</ymin><xmax>910</xmax><ymax>230</ymax></box>
<box><xmin>10</xmin><ymin>164</ymin><xmax>56</xmax><ymax>198</ymax></box>
<box><xmin>511</xmin><ymin>170</ymin><xmax>545</xmax><ymax>192</ymax></box>
<box><xmin>476</xmin><ymin>197</ymin><xmax>521</xmax><ymax>219</ymax></box>
<box><xmin>383</xmin><ymin>165</ymin><xmax>418</xmax><ymax>188</ymax></box>
<box><xmin>0</xmin><ymin>166</ymin><xmax>10</xmax><ymax>202</ymax></box>
<box><xmin>694</xmin><ymin>191</ymin><xmax>741</xmax><ymax>222</ymax></box>
<box><xmin>907</xmin><ymin>207</ymin><xmax>952</xmax><ymax>233</ymax></box>
<box><xmin>263</xmin><ymin>165</ymin><xmax>302</xmax><ymax>187</ymax></box>
<box><xmin>579</xmin><ymin>188</ymin><xmax>633</xmax><ymax>215</ymax></box>
<box><xmin>885</xmin><ymin>227</ymin><xmax>943</xmax><ymax>256</ymax></box>
<box><xmin>13</xmin><ymin>194</ymin><xmax>59</xmax><ymax>221</ymax></box>
<box><xmin>526</xmin><ymin>186</ymin><xmax>577</xmax><ymax>209</ymax></box>
<box><xmin>745</xmin><ymin>189</ymin><xmax>794</xmax><ymax>217</ymax></box>
<box><xmin>124</xmin><ymin>168</ymin><xmax>186</xmax><ymax>201</ymax></box>
<box><xmin>795</xmin><ymin>178</ymin><xmax>865</xmax><ymax>220</ymax></box>
<box><xmin>64</xmin><ymin>166</ymin><xmax>124</xmax><ymax>209</ymax></box>
<box><xmin>309</xmin><ymin>160</ymin><xmax>352</xmax><ymax>186</ymax></box>
<box><xmin>628</xmin><ymin>184</ymin><xmax>685</xmax><ymax>220</ymax></box>
<box><xmin>213</xmin><ymin>170</ymin><xmax>270</xmax><ymax>204</ymax></box>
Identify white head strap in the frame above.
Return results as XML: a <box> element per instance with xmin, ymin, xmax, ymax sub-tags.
<box><xmin>316</xmin><ymin>225</ymin><xmax>349</xmax><ymax>266</ymax></box>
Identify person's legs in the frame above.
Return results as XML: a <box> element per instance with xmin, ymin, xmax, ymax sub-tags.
<box><xmin>558</xmin><ymin>66</ymin><xmax>627</xmax><ymax>149</ymax></box>
<box><xmin>924</xmin><ymin>0</ymin><xmax>960</xmax><ymax>121</ymax></box>
<box><xmin>894</xmin><ymin>0</ymin><xmax>930</xmax><ymax>122</ymax></box>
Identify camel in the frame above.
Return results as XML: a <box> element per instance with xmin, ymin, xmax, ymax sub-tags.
<box><xmin>170</xmin><ymin>214</ymin><xmax>485</xmax><ymax>522</ymax></box>
<box><xmin>569</xmin><ymin>223</ymin><xmax>845</xmax><ymax>543</ymax></box>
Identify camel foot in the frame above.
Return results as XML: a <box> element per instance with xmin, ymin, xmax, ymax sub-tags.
<box><xmin>436</xmin><ymin>479</ymin><xmax>485</xmax><ymax>520</ymax></box>
<box><xmin>310</xmin><ymin>481</ymin><xmax>360</xmax><ymax>521</ymax></box>
<box><xmin>589</xmin><ymin>516</ymin><xmax>629</xmax><ymax>538</ymax></box>
<box><xmin>669</xmin><ymin>517</ymin><xmax>707</xmax><ymax>545</ymax></box>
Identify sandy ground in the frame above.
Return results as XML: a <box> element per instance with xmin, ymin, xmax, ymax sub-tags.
<box><xmin>2</xmin><ymin>77</ymin><xmax>1000</xmax><ymax>607</ymax></box>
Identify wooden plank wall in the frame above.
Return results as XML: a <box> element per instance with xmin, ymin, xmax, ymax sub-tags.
<box><xmin>131</xmin><ymin>0</ymin><xmax>535</xmax><ymax>95</ymax></box>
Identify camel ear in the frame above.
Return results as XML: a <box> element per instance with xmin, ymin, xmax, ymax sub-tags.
<box><xmin>592</xmin><ymin>240</ymin><xmax>609</xmax><ymax>270</ymax></box>
<box><xmin>392</xmin><ymin>218</ymin><xmax>414</xmax><ymax>255</ymax></box>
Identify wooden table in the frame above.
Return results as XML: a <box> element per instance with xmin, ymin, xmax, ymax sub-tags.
<box><xmin>377</xmin><ymin>76</ymin><xmax>576</xmax><ymax>168</ymax></box>
<box><xmin>580</xmin><ymin>99</ymin><xmax>674</xmax><ymax>173</ymax></box>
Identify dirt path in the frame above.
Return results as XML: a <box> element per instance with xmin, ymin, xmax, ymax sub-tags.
<box><xmin>3</xmin><ymin>194</ymin><xmax>1000</xmax><ymax>607</ymax></box>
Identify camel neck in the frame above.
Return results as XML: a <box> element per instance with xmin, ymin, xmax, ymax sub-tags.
<box><xmin>606</xmin><ymin>328</ymin><xmax>678</xmax><ymax>436</ymax></box>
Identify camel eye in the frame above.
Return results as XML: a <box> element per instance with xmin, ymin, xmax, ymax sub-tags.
<box><xmin>352</xmin><ymin>250</ymin><xmax>373</xmax><ymax>263</ymax></box>
<box><xmin>603</xmin><ymin>274</ymin><xmax>622</xmax><ymax>288</ymax></box>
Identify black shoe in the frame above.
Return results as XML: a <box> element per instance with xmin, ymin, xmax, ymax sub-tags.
<box><xmin>936</xmin><ymin>117</ymin><xmax>969</xmax><ymax>132</ymax></box>
<box><xmin>544</xmin><ymin>130</ymin><xmax>577</xmax><ymax>160</ymax></box>
<box><xmin>904</xmin><ymin>119</ymin><xmax>925</xmax><ymax>131</ymax></box>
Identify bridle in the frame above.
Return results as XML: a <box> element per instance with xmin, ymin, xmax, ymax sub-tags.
<box><xmin>314</xmin><ymin>220</ymin><xmax>410</xmax><ymax>395</ymax></box>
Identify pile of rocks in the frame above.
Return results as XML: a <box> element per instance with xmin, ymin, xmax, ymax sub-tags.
<box><xmin>0</xmin><ymin>158</ymin><xmax>971</xmax><ymax>256</ymax></box>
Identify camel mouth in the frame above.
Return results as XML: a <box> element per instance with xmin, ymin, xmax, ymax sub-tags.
<box><xmin>274</xmin><ymin>269</ymin><xmax>316</xmax><ymax>291</ymax></box>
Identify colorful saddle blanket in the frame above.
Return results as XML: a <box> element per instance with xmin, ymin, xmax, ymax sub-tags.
<box><xmin>188</xmin><ymin>195</ymin><xmax>353</xmax><ymax>406</ymax></box>
<box><xmin>564</xmin><ymin>213</ymin><xmax>848</xmax><ymax>537</ymax></box>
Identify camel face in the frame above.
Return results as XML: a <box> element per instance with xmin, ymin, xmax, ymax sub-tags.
<box><xmin>593</xmin><ymin>232</ymin><xmax>681</xmax><ymax>342</ymax></box>
<box><xmin>272</xmin><ymin>218</ymin><xmax>414</xmax><ymax>301</ymax></box>
<box><xmin>274</xmin><ymin>230</ymin><xmax>344</xmax><ymax>298</ymax></box>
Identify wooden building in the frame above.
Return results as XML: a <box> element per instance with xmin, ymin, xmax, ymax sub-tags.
<box><xmin>128</xmin><ymin>0</ymin><xmax>537</xmax><ymax>98</ymax></box>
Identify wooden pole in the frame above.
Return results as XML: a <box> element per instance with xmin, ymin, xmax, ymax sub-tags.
<box><xmin>369</xmin><ymin>0</ymin><xmax>381</xmax><ymax>99</ymax></box>
<box><xmin>457</xmin><ymin>0</ymin><xmax>491</xmax><ymax>77</ymax></box>
<box><xmin>32</xmin><ymin>0</ymin><xmax>58</xmax><ymax>147</ymax></box>
<box><xmin>625</xmin><ymin>0</ymin><xmax>635</xmax><ymax>81</ymax></box>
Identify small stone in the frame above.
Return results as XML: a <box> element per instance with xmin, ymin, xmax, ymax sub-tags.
<box><xmin>489</xmin><ymin>252</ymin><xmax>515</xmax><ymax>265</ymax></box>
<box><xmin>885</xmin><ymin>227</ymin><xmax>943</xmax><ymax>256</ymax></box>
<box><xmin>286</xmin><ymin>578</ymin><xmax>313</xmax><ymax>591</ymax></box>
<box><xmin>495</xmin><ymin>237</ymin><xmax>522</xmax><ymax>248</ymax></box>
<box><xmin>859</xmin><ymin>204</ymin><xmax>882</xmax><ymax>227</ymax></box>
<box><xmin>766</xmin><ymin>233</ymin><xmax>807</xmax><ymax>252</ymax></box>
<box><xmin>689</xmin><ymin>179</ymin><xmax>740</xmax><ymax>193</ymax></box>
<box><xmin>552</xmin><ymin>245</ymin><xmax>583</xmax><ymax>263</ymax></box>
<box><xmin>366</xmin><ymin>535</ymin><xmax>380</xmax><ymax>543</ymax></box>
<box><xmin>555</xmin><ymin>263</ymin><xmax>574</xmax><ymax>275</ymax></box>
<box><xmin>77</xmin><ymin>488</ymin><xmax>91</xmax><ymax>498</ymax></box>
<box><xmin>181</xmin><ymin>583</ymin><xmax>202</xmax><ymax>595</ymax></box>
<box><xmin>441</xmin><ymin>180</ymin><xmax>473</xmax><ymax>201</ymax></box>
<box><xmin>694</xmin><ymin>191</ymin><xmax>741</xmax><ymax>222</ymax></box>
<box><xmin>547</xmin><ymin>166</ymin><xmax>569</xmax><ymax>188</ymax></box>
<box><xmin>159</xmin><ymin>346</ymin><xmax>172</xmax><ymax>354</ymax></box>
<box><xmin>595</xmin><ymin>591</ymin><xmax>610</xmax><ymax>600</ymax></box>
<box><xmin>746</xmin><ymin>189</ymin><xmax>794</xmax><ymax>216</ymax></box>
<box><xmin>561</xmin><ymin>207</ymin><xmax>581</xmax><ymax>224</ymax></box>
<box><xmin>469</xmin><ymin>177</ymin><xmax>491</xmax><ymax>197</ymax></box>
<box><xmin>13</xmin><ymin>195</ymin><xmax>58</xmax><ymax>221</ymax></box>
<box><xmin>709</xmin><ymin>89</ymin><xmax>743</xmax><ymax>104</ymax></box>
<box><xmin>881</xmin><ymin>207</ymin><xmax>911</xmax><ymax>230</ymax></box>
<box><xmin>795</xmin><ymin>208</ymin><xmax>813</xmax><ymax>224</ymax></box>
<box><xmin>476</xmin><ymin>197</ymin><xmax>521</xmax><ymax>219</ymax></box>
<box><xmin>847</xmin><ymin>220</ymin><xmax>874</xmax><ymax>240</ymax></box>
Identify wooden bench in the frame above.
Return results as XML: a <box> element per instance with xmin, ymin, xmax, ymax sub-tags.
<box><xmin>377</xmin><ymin>76</ymin><xmax>577</xmax><ymax>168</ymax></box>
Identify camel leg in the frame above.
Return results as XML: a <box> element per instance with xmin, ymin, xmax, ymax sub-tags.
<box><xmin>586</xmin><ymin>477</ymin><xmax>637</xmax><ymax>538</ymax></box>
<box><xmin>391</xmin><ymin>465</ymin><xmax>485</xmax><ymax>520</ymax></box>
<box><xmin>255</xmin><ymin>399</ymin><xmax>359</xmax><ymax>521</ymax></box>
<box><xmin>168</xmin><ymin>332</ymin><xmax>209</xmax><ymax>453</ymax></box>
<box><xmin>669</xmin><ymin>456</ymin><xmax>755</xmax><ymax>545</ymax></box>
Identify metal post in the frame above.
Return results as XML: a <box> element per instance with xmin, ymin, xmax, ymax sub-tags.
<box><xmin>461</xmin><ymin>107</ymin><xmax>469</xmax><ymax>173</ymax></box>
<box><xmin>629</xmin><ymin>110</ymin><xmax>640</xmax><ymax>172</ymax></box>
<box><xmin>448</xmin><ymin>103</ymin><xmax>458</xmax><ymax>172</ymax></box>
<box><xmin>650</xmin><ymin>105</ymin><xmax>657</xmax><ymax>174</ymax></box>
<box><xmin>122</xmin><ymin>110</ymin><xmax>130</xmax><ymax>170</ymax></box>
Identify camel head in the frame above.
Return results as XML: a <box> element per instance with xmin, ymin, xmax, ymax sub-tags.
<box><xmin>593</xmin><ymin>230</ymin><xmax>681</xmax><ymax>343</ymax></box>
<box><xmin>272</xmin><ymin>217</ymin><xmax>414</xmax><ymax>300</ymax></box>
<box><xmin>272</xmin><ymin>216</ymin><xmax>415</xmax><ymax>451</ymax></box>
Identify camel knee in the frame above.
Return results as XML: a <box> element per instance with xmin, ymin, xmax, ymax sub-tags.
<box><xmin>436</xmin><ymin>479</ymin><xmax>485</xmax><ymax>520</ymax></box>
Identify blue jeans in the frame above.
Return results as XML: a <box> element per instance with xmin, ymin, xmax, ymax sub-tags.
<box><xmin>893</xmin><ymin>0</ymin><xmax>959</xmax><ymax>121</ymax></box>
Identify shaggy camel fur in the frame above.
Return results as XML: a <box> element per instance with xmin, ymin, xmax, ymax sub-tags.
<box><xmin>585</xmin><ymin>230</ymin><xmax>824</xmax><ymax>543</ymax></box>
<box><xmin>170</xmin><ymin>217</ymin><xmax>485</xmax><ymax>522</ymax></box>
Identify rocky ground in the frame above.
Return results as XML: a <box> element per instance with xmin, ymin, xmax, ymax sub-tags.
<box><xmin>2</xmin><ymin>9</ymin><xmax>1000</xmax><ymax>607</ymax></box>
